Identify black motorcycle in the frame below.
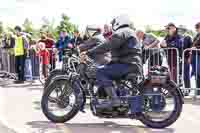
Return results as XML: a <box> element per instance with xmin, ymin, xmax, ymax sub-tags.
<box><xmin>41</xmin><ymin>57</ymin><xmax>184</xmax><ymax>129</ymax></box>
<box><xmin>43</xmin><ymin>48</ymin><xmax>79</xmax><ymax>91</ymax></box>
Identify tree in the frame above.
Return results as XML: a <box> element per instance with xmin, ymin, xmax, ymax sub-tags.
<box><xmin>40</xmin><ymin>17</ymin><xmax>57</xmax><ymax>39</ymax></box>
<box><xmin>56</xmin><ymin>13</ymin><xmax>77</xmax><ymax>35</ymax></box>
<box><xmin>22</xmin><ymin>18</ymin><xmax>33</xmax><ymax>33</ymax></box>
<box><xmin>151</xmin><ymin>30</ymin><xmax>167</xmax><ymax>37</ymax></box>
<box><xmin>6</xmin><ymin>26</ymin><xmax>15</xmax><ymax>33</ymax></box>
<box><xmin>0</xmin><ymin>21</ymin><xmax>3</xmax><ymax>34</ymax></box>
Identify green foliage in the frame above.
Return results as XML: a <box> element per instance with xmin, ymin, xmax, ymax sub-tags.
<box><xmin>186</xmin><ymin>30</ymin><xmax>195</xmax><ymax>37</ymax></box>
<box><xmin>151</xmin><ymin>30</ymin><xmax>167</xmax><ymax>37</ymax></box>
<box><xmin>144</xmin><ymin>25</ymin><xmax>167</xmax><ymax>37</ymax></box>
<box><xmin>22</xmin><ymin>18</ymin><xmax>33</xmax><ymax>33</ymax></box>
<box><xmin>39</xmin><ymin>17</ymin><xmax>58</xmax><ymax>39</ymax></box>
<box><xmin>6</xmin><ymin>26</ymin><xmax>15</xmax><ymax>33</ymax></box>
<box><xmin>0</xmin><ymin>21</ymin><xmax>3</xmax><ymax>34</ymax></box>
<box><xmin>56</xmin><ymin>13</ymin><xmax>78</xmax><ymax>35</ymax></box>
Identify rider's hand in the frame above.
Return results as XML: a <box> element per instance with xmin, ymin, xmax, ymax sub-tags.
<box><xmin>80</xmin><ymin>51</ymin><xmax>87</xmax><ymax>63</ymax></box>
<box><xmin>160</xmin><ymin>40</ymin><xmax>167</xmax><ymax>48</ymax></box>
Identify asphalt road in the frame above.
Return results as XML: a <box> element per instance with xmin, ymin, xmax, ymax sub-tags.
<box><xmin>0</xmin><ymin>79</ymin><xmax>200</xmax><ymax>133</ymax></box>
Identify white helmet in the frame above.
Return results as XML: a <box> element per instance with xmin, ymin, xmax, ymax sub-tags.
<box><xmin>111</xmin><ymin>14</ymin><xmax>132</xmax><ymax>31</ymax></box>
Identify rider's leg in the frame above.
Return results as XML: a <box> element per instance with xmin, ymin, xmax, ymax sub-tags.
<box><xmin>96</xmin><ymin>63</ymin><xmax>130</xmax><ymax>108</ymax></box>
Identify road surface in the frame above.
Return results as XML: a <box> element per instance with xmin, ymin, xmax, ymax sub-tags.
<box><xmin>0</xmin><ymin>79</ymin><xmax>200</xmax><ymax>133</ymax></box>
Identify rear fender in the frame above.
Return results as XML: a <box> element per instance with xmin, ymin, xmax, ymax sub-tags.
<box><xmin>167</xmin><ymin>80</ymin><xmax>184</xmax><ymax>104</ymax></box>
<box><xmin>142</xmin><ymin>79</ymin><xmax>184</xmax><ymax>104</ymax></box>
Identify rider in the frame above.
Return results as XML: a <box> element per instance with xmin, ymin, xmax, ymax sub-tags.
<box><xmin>81</xmin><ymin>15</ymin><xmax>143</xmax><ymax>109</ymax></box>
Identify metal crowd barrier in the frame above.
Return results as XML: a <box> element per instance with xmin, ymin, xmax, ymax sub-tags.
<box><xmin>0</xmin><ymin>48</ymin><xmax>17</xmax><ymax>80</ymax></box>
<box><xmin>143</xmin><ymin>48</ymin><xmax>180</xmax><ymax>85</ymax></box>
<box><xmin>1</xmin><ymin>46</ymin><xmax>200</xmax><ymax>100</ymax></box>
<box><xmin>182</xmin><ymin>48</ymin><xmax>200</xmax><ymax>98</ymax></box>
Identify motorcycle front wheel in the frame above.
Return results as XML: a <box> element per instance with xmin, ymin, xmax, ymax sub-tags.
<box><xmin>41</xmin><ymin>79</ymin><xmax>82</xmax><ymax>123</ymax></box>
<box><xmin>139</xmin><ymin>80</ymin><xmax>183</xmax><ymax>128</ymax></box>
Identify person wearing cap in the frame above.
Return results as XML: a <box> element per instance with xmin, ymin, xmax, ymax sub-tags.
<box><xmin>136</xmin><ymin>30</ymin><xmax>162</xmax><ymax>67</ymax></box>
<box><xmin>191</xmin><ymin>22</ymin><xmax>200</xmax><ymax>95</ymax></box>
<box><xmin>70</xmin><ymin>30</ymin><xmax>83</xmax><ymax>46</ymax></box>
<box><xmin>13</xmin><ymin>26</ymin><xmax>28</xmax><ymax>84</ymax></box>
<box><xmin>161</xmin><ymin>23</ymin><xmax>191</xmax><ymax>86</ymax></box>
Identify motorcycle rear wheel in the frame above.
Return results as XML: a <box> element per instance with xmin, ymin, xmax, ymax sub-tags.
<box><xmin>139</xmin><ymin>80</ymin><xmax>183</xmax><ymax>128</ymax></box>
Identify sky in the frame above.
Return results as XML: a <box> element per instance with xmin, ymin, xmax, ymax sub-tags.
<box><xmin>0</xmin><ymin>0</ymin><xmax>200</xmax><ymax>31</ymax></box>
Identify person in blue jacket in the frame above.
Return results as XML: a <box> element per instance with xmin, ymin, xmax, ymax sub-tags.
<box><xmin>56</xmin><ymin>30</ymin><xmax>71</xmax><ymax>62</ymax></box>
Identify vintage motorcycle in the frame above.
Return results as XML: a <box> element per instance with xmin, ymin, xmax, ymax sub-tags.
<box><xmin>43</xmin><ymin>48</ymin><xmax>79</xmax><ymax>91</ymax></box>
<box><xmin>41</xmin><ymin>56</ymin><xmax>184</xmax><ymax>129</ymax></box>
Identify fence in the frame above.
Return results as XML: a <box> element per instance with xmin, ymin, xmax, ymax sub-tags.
<box><xmin>143</xmin><ymin>48</ymin><xmax>180</xmax><ymax>85</ymax></box>
<box><xmin>0</xmin><ymin>48</ymin><xmax>17</xmax><ymax>79</ymax></box>
<box><xmin>0</xmin><ymin>48</ymin><xmax>76</xmax><ymax>84</ymax></box>
<box><xmin>1</xmin><ymin>47</ymin><xmax>200</xmax><ymax>98</ymax></box>
<box><xmin>181</xmin><ymin>48</ymin><xmax>200</xmax><ymax>99</ymax></box>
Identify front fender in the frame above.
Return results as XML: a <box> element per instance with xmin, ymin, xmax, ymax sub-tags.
<box><xmin>49</xmin><ymin>69</ymin><xmax>68</xmax><ymax>75</ymax></box>
<box><xmin>51</xmin><ymin>75</ymin><xmax>71</xmax><ymax>81</ymax></box>
<box><xmin>46</xmin><ymin>75</ymin><xmax>72</xmax><ymax>89</ymax></box>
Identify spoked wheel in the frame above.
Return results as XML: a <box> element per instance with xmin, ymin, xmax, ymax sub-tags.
<box><xmin>139</xmin><ymin>81</ymin><xmax>183</xmax><ymax>128</ymax></box>
<box><xmin>41</xmin><ymin>79</ymin><xmax>82</xmax><ymax>123</ymax></box>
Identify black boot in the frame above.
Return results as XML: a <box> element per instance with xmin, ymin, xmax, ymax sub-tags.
<box><xmin>96</xmin><ymin>87</ymin><xmax>120</xmax><ymax>109</ymax></box>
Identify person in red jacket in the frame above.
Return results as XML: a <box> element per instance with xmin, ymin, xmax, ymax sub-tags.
<box><xmin>39</xmin><ymin>42</ymin><xmax>49</xmax><ymax>78</ymax></box>
<box><xmin>38</xmin><ymin>31</ymin><xmax>56</xmax><ymax>71</ymax></box>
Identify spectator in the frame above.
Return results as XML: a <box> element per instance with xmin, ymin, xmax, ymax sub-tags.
<box><xmin>2</xmin><ymin>32</ymin><xmax>15</xmax><ymax>49</ymax></box>
<box><xmin>39</xmin><ymin>42</ymin><xmax>49</xmax><ymax>79</ymax></box>
<box><xmin>103</xmin><ymin>24</ymin><xmax>112</xmax><ymax>40</ymax></box>
<box><xmin>13</xmin><ymin>26</ymin><xmax>28</xmax><ymax>84</ymax></box>
<box><xmin>70</xmin><ymin>30</ymin><xmax>83</xmax><ymax>46</ymax></box>
<box><xmin>55</xmin><ymin>30</ymin><xmax>71</xmax><ymax>62</ymax></box>
<box><xmin>38</xmin><ymin>31</ymin><xmax>55</xmax><ymax>71</ymax></box>
<box><xmin>191</xmin><ymin>22</ymin><xmax>200</xmax><ymax>95</ymax></box>
<box><xmin>136</xmin><ymin>30</ymin><xmax>162</xmax><ymax>67</ymax></box>
<box><xmin>178</xmin><ymin>26</ymin><xmax>193</xmax><ymax>90</ymax></box>
<box><xmin>29</xmin><ymin>40</ymin><xmax>40</xmax><ymax>80</ymax></box>
<box><xmin>161</xmin><ymin>23</ymin><xmax>189</xmax><ymax>84</ymax></box>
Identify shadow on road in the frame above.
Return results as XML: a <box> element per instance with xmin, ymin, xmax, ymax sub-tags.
<box><xmin>0</xmin><ymin>80</ymin><xmax>43</xmax><ymax>91</ymax></box>
<box><xmin>26</xmin><ymin>121</ymin><xmax>174</xmax><ymax>133</ymax></box>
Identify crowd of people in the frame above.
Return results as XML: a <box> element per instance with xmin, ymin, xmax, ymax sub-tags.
<box><xmin>0</xmin><ymin>24</ymin><xmax>113</xmax><ymax>83</ymax></box>
<box><xmin>0</xmin><ymin>18</ymin><xmax>200</xmax><ymax>95</ymax></box>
